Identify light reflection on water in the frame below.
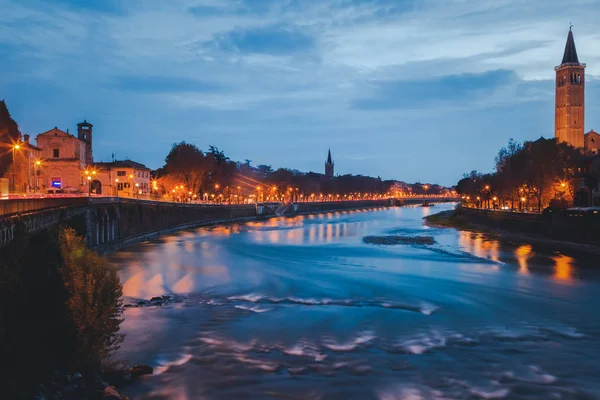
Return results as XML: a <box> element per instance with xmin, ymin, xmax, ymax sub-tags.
<box><xmin>111</xmin><ymin>204</ymin><xmax>600</xmax><ymax>400</ymax></box>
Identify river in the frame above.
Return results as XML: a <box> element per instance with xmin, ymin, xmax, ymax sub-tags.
<box><xmin>110</xmin><ymin>203</ymin><xmax>600</xmax><ymax>399</ymax></box>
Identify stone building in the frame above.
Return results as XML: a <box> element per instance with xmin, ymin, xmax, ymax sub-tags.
<box><xmin>584</xmin><ymin>129</ymin><xmax>600</xmax><ymax>155</ymax></box>
<box><xmin>325</xmin><ymin>149</ymin><xmax>334</xmax><ymax>178</ymax></box>
<box><xmin>92</xmin><ymin>160</ymin><xmax>151</xmax><ymax>197</ymax></box>
<box><xmin>35</xmin><ymin>126</ymin><xmax>90</xmax><ymax>192</ymax></box>
<box><xmin>555</xmin><ymin>28</ymin><xmax>586</xmax><ymax>149</ymax></box>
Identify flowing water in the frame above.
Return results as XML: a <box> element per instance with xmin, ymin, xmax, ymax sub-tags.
<box><xmin>111</xmin><ymin>204</ymin><xmax>600</xmax><ymax>399</ymax></box>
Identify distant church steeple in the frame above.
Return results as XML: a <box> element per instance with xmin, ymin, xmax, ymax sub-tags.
<box><xmin>325</xmin><ymin>149</ymin><xmax>334</xmax><ymax>178</ymax></box>
<box><xmin>555</xmin><ymin>26</ymin><xmax>585</xmax><ymax>149</ymax></box>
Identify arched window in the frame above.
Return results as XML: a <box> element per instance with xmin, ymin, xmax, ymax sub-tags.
<box><xmin>577</xmin><ymin>74</ymin><xmax>581</xmax><ymax>84</ymax></box>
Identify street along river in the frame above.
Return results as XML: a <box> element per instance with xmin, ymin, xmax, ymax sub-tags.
<box><xmin>110</xmin><ymin>204</ymin><xmax>600</xmax><ymax>399</ymax></box>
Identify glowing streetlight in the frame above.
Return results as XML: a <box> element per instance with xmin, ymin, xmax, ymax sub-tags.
<box><xmin>11</xmin><ymin>143</ymin><xmax>21</xmax><ymax>192</ymax></box>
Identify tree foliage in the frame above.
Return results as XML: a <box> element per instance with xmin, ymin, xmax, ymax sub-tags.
<box><xmin>457</xmin><ymin>138</ymin><xmax>580</xmax><ymax>210</ymax></box>
<box><xmin>59</xmin><ymin>228</ymin><xmax>124</xmax><ymax>369</ymax></box>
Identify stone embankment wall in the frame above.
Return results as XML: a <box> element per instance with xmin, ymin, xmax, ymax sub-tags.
<box><xmin>90</xmin><ymin>199</ymin><xmax>258</xmax><ymax>252</ymax></box>
<box><xmin>458</xmin><ymin>206</ymin><xmax>600</xmax><ymax>245</ymax></box>
<box><xmin>2</xmin><ymin>197</ymin><xmax>458</xmax><ymax>253</ymax></box>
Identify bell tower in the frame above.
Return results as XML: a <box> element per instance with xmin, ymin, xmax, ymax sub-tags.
<box><xmin>325</xmin><ymin>149</ymin><xmax>334</xmax><ymax>178</ymax></box>
<box><xmin>77</xmin><ymin>120</ymin><xmax>93</xmax><ymax>165</ymax></box>
<box><xmin>555</xmin><ymin>27</ymin><xmax>585</xmax><ymax>149</ymax></box>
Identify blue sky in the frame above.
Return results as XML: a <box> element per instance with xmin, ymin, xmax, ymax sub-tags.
<box><xmin>1</xmin><ymin>0</ymin><xmax>599</xmax><ymax>186</ymax></box>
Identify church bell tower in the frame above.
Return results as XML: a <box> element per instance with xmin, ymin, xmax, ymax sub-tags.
<box><xmin>555</xmin><ymin>27</ymin><xmax>585</xmax><ymax>149</ymax></box>
<box><xmin>325</xmin><ymin>149</ymin><xmax>334</xmax><ymax>178</ymax></box>
<box><xmin>77</xmin><ymin>120</ymin><xmax>93</xmax><ymax>165</ymax></box>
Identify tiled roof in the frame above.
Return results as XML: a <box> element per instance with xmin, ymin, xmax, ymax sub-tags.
<box><xmin>93</xmin><ymin>159</ymin><xmax>150</xmax><ymax>170</ymax></box>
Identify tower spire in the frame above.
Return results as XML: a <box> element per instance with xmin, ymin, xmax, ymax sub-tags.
<box><xmin>325</xmin><ymin>148</ymin><xmax>334</xmax><ymax>178</ymax></box>
<box><xmin>561</xmin><ymin>26</ymin><xmax>580</xmax><ymax>64</ymax></box>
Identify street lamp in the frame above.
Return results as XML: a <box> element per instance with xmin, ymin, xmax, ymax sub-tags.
<box><xmin>11</xmin><ymin>143</ymin><xmax>21</xmax><ymax>193</ymax></box>
<box><xmin>34</xmin><ymin>160</ymin><xmax>42</xmax><ymax>194</ymax></box>
<box><xmin>115</xmin><ymin>178</ymin><xmax>119</xmax><ymax>198</ymax></box>
<box><xmin>87</xmin><ymin>176</ymin><xmax>92</xmax><ymax>196</ymax></box>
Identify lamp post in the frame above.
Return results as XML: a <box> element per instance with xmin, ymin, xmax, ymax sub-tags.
<box><xmin>11</xmin><ymin>143</ymin><xmax>21</xmax><ymax>193</ymax></box>
<box><xmin>87</xmin><ymin>176</ymin><xmax>92</xmax><ymax>196</ymax></box>
<box><xmin>115</xmin><ymin>178</ymin><xmax>119</xmax><ymax>198</ymax></box>
<box><xmin>34</xmin><ymin>160</ymin><xmax>41</xmax><ymax>194</ymax></box>
<box><xmin>129</xmin><ymin>174</ymin><xmax>134</xmax><ymax>198</ymax></box>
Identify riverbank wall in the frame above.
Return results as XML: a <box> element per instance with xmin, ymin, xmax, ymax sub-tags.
<box><xmin>101</xmin><ymin>198</ymin><xmax>404</xmax><ymax>253</ymax></box>
<box><xmin>1</xmin><ymin>197</ymin><xmax>458</xmax><ymax>255</ymax></box>
<box><xmin>455</xmin><ymin>206</ymin><xmax>600</xmax><ymax>246</ymax></box>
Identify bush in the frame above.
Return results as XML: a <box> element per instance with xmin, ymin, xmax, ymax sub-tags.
<box><xmin>59</xmin><ymin>227</ymin><xmax>124</xmax><ymax>370</ymax></box>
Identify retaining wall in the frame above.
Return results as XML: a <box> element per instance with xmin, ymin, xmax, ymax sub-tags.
<box><xmin>458</xmin><ymin>206</ymin><xmax>600</xmax><ymax>245</ymax></box>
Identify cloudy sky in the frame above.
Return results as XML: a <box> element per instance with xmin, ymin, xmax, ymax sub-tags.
<box><xmin>1</xmin><ymin>0</ymin><xmax>599</xmax><ymax>185</ymax></box>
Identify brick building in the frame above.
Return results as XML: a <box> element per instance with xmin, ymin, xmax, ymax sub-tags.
<box><xmin>555</xmin><ymin>28</ymin><xmax>586</xmax><ymax>149</ymax></box>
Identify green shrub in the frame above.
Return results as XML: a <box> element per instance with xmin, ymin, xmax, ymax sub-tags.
<box><xmin>59</xmin><ymin>227</ymin><xmax>124</xmax><ymax>370</ymax></box>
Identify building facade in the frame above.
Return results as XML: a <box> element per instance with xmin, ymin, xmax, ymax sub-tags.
<box><xmin>35</xmin><ymin>127</ymin><xmax>89</xmax><ymax>192</ymax></box>
<box><xmin>584</xmin><ymin>129</ymin><xmax>600</xmax><ymax>155</ymax></box>
<box><xmin>325</xmin><ymin>149</ymin><xmax>334</xmax><ymax>178</ymax></box>
<box><xmin>555</xmin><ymin>28</ymin><xmax>586</xmax><ymax>149</ymax></box>
<box><xmin>92</xmin><ymin>160</ymin><xmax>151</xmax><ymax>197</ymax></box>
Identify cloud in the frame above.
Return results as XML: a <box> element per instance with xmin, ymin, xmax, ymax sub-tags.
<box><xmin>113</xmin><ymin>75</ymin><xmax>223</xmax><ymax>94</ymax></box>
<box><xmin>14</xmin><ymin>0</ymin><xmax>127</xmax><ymax>14</ymax></box>
<box><xmin>208</xmin><ymin>25</ymin><xmax>315</xmax><ymax>55</ymax></box>
<box><xmin>1</xmin><ymin>0</ymin><xmax>599</xmax><ymax>185</ymax></box>
<box><xmin>353</xmin><ymin>69</ymin><xmax>519</xmax><ymax>110</ymax></box>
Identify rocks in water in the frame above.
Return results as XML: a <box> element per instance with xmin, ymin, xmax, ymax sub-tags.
<box><xmin>363</xmin><ymin>235</ymin><xmax>435</xmax><ymax>246</ymax></box>
<box><xmin>34</xmin><ymin>370</ymin><xmax>109</xmax><ymax>400</ymax></box>
<box><xmin>124</xmin><ymin>294</ymin><xmax>184</xmax><ymax>308</ymax></box>
<box><xmin>130</xmin><ymin>364</ymin><xmax>153</xmax><ymax>378</ymax></box>
<box><xmin>103</xmin><ymin>386</ymin><xmax>129</xmax><ymax>400</ymax></box>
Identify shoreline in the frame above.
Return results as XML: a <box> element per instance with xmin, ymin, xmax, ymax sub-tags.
<box><xmin>425</xmin><ymin>209</ymin><xmax>600</xmax><ymax>256</ymax></box>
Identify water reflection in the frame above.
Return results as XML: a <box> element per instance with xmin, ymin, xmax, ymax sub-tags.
<box><xmin>515</xmin><ymin>245</ymin><xmax>533</xmax><ymax>274</ymax></box>
<box><xmin>552</xmin><ymin>254</ymin><xmax>574</xmax><ymax>282</ymax></box>
<box><xmin>458</xmin><ymin>231</ymin><xmax>501</xmax><ymax>262</ymax></box>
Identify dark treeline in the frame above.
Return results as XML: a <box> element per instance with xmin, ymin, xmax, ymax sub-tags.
<box><xmin>155</xmin><ymin>142</ymin><xmax>448</xmax><ymax>202</ymax></box>
<box><xmin>0</xmin><ymin>100</ymin><xmax>21</xmax><ymax>177</ymax></box>
<box><xmin>0</xmin><ymin>222</ymin><xmax>123</xmax><ymax>399</ymax></box>
<box><xmin>456</xmin><ymin>137</ymin><xmax>581</xmax><ymax>211</ymax></box>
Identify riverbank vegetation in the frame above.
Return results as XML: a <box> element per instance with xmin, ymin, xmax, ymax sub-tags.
<box><xmin>456</xmin><ymin>138</ymin><xmax>580</xmax><ymax>211</ymax></box>
<box><xmin>153</xmin><ymin>141</ymin><xmax>452</xmax><ymax>203</ymax></box>
<box><xmin>424</xmin><ymin>209</ymin><xmax>474</xmax><ymax>229</ymax></box>
<box><xmin>0</xmin><ymin>225</ymin><xmax>124</xmax><ymax>399</ymax></box>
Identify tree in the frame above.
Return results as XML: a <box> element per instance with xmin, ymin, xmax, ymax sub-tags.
<box><xmin>256</xmin><ymin>164</ymin><xmax>273</xmax><ymax>179</ymax></box>
<box><xmin>494</xmin><ymin>139</ymin><xmax>524</xmax><ymax>208</ymax></box>
<box><xmin>163</xmin><ymin>142</ymin><xmax>208</xmax><ymax>198</ymax></box>
<box><xmin>59</xmin><ymin>228</ymin><xmax>124</xmax><ymax>369</ymax></box>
